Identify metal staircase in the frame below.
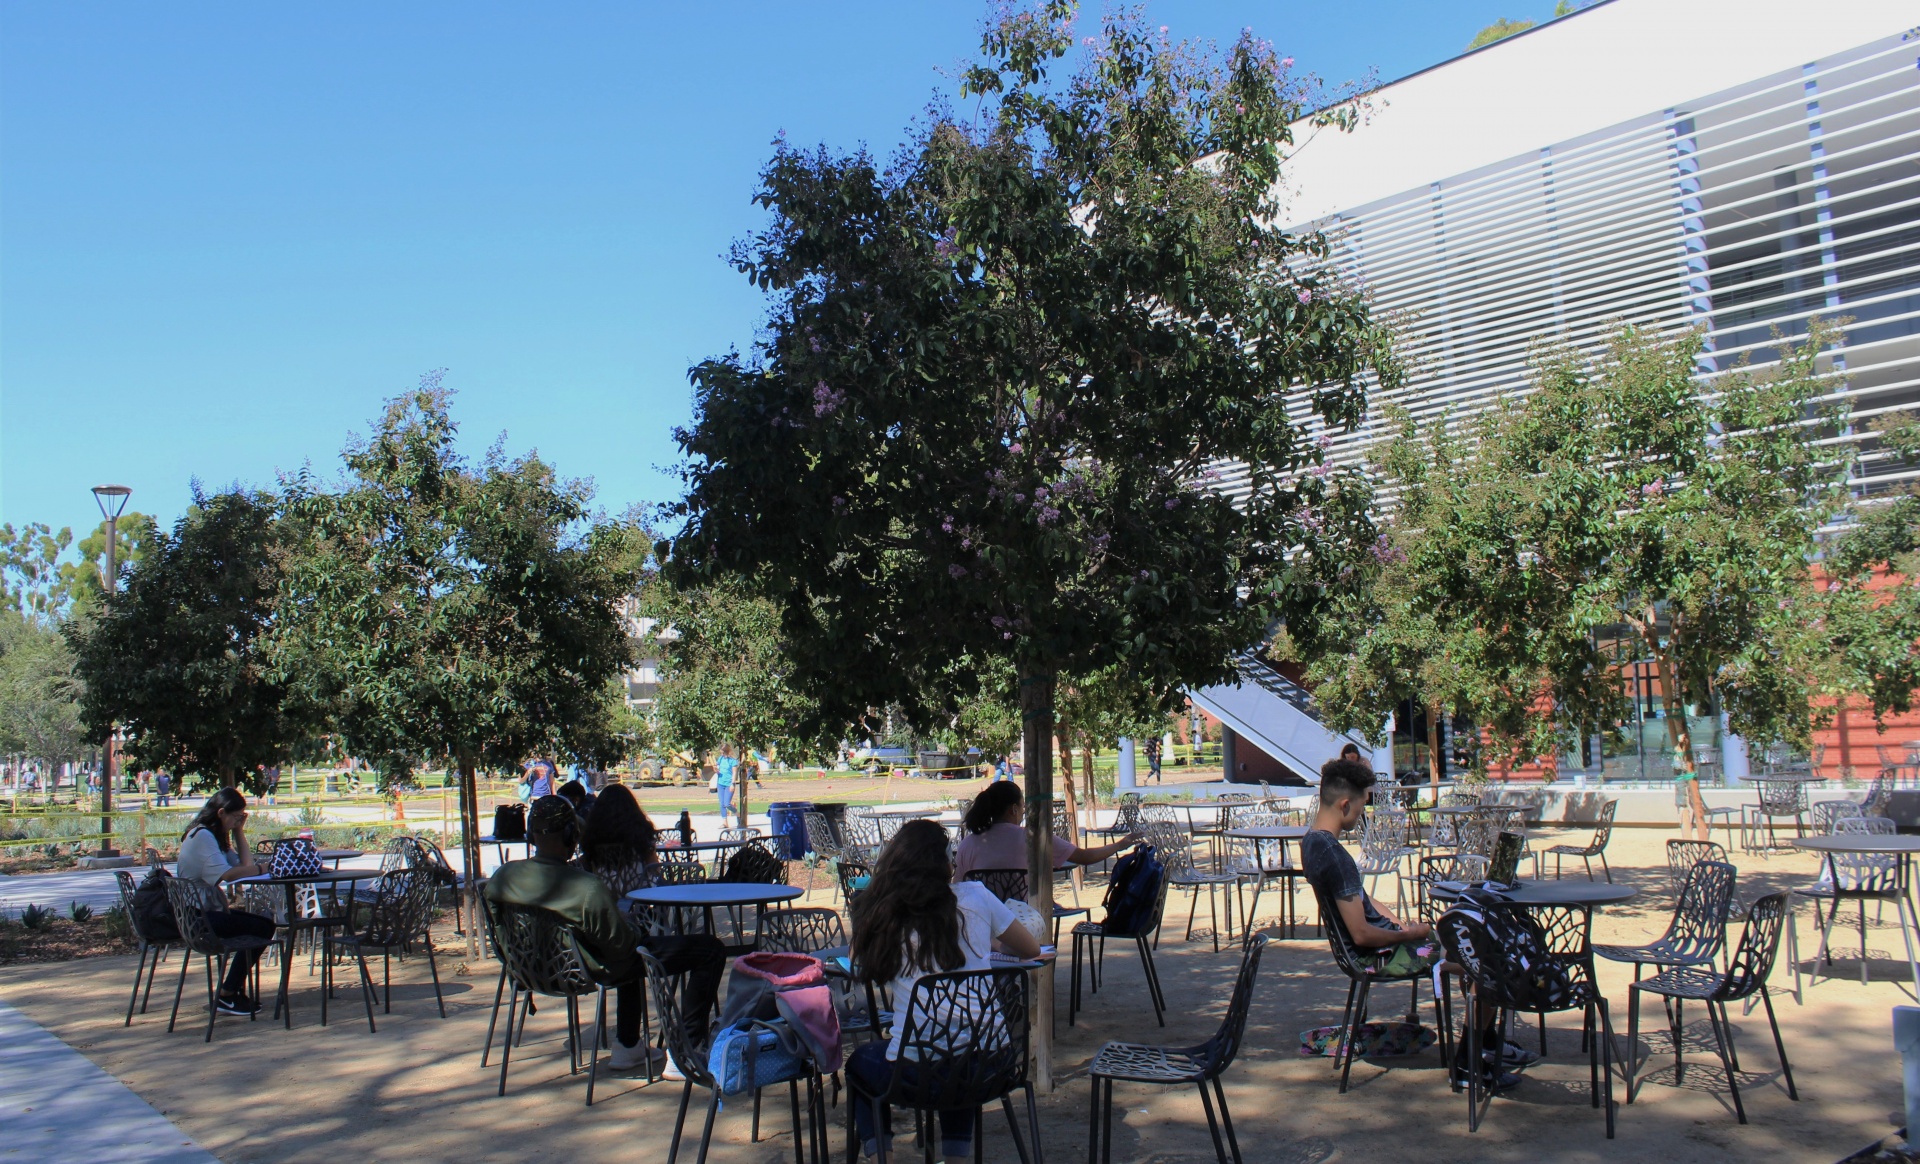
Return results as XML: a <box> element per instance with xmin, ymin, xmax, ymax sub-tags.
<box><xmin>1188</xmin><ymin>651</ymin><xmax>1371</xmax><ymax>784</ymax></box>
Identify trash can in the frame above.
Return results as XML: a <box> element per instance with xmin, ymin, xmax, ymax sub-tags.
<box><xmin>767</xmin><ymin>801</ymin><xmax>812</xmax><ymax>860</ymax></box>
<box><xmin>811</xmin><ymin>802</ymin><xmax>848</xmax><ymax>850</ymax></box>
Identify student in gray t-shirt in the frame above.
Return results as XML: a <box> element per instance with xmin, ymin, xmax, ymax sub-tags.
<box><xmin>175</xmin><ymin>788</ymin><xmax>276</xmax><ymax>1015</ymax></box>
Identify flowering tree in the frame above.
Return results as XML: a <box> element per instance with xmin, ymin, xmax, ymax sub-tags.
<box><xmin>666</xmin><ymin>2</ymin><xmax>1396</xmax><ymax>1078</ymax></box>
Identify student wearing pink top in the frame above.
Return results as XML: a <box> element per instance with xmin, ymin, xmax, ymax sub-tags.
<box><xmin>951</xmin><ymin>781</ymin><xmax>1137</xmax><ymax>883</ymax></box>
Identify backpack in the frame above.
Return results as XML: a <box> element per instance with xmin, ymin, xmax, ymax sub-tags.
<box><xmin>1098</xmin><ymin>845</ymin><xmax>1164</xmax><ymax>936</ymax></box>
<box><xmin>1437</xmin><ymin>887</ymin><xmax>1576</xmax><ymax>1013</ymax></box>
<box><xmin>708</xmin><ymin>951</ymin><xmax>843</xmax><ymax>1091</ymax></box>
<box><xmin>492</xmin><ymin>803</ymin><xmax>527</xmax><ymax>842</ymax></box>
<box><xmin>719</xmin><ymin>842</ymin><xmax>785</xmax><ymax>885</ymax></box>
<box><xmin>129</xmin><ymin>866</ymin><xmax>180</xmax><ymax>943</ymax></box>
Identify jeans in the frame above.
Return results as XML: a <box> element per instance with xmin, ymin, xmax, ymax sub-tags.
<box><xmin>717</xmin><ymin>784</ymin><xmax>733</xmax><ymax>820</ymax></box>
<box><xmin>846</xmin><ymin>1041</ymin><xmax>975</xmax><ymax>1158</ymax></box>
<box><xmin>207</xmin><ymin>909</ymin><xmax>276</xmax><ymax>995</ymax></box>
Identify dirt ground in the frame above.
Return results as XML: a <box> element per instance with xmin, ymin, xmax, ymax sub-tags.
<box><xmin>0</xmin><ymin>825</ymin><xmax>1908</xmax><ymax>1164</ymax></box>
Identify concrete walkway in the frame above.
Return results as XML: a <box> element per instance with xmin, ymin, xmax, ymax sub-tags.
<box><xmin>0</xmin><ymin>995</ymin><xmax>216</xmax><ymax>1163</ymax></box>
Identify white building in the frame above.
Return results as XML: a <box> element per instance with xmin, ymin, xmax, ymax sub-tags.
<box><xmin>1192</xmin><ymin>0</ymin><xmax>1920</xmax><ymax>783</ymax></box>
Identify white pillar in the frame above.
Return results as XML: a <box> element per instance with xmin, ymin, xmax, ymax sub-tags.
<box><xmin>1373</xmin><ymin>712</ymin><xmax>1396</xmax><ymax>779</ymax></box>
<box><xmin>1117</xmin><ymin>738</ymin><xmax>1138</xmax><ymax>792</ymax></box>
<box><xmin>1720</xmin><ymin>713</ymin><xmax>1750</xmax><ymax>785</ymax></box>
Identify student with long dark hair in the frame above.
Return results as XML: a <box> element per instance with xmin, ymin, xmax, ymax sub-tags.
<box><xmin>573</xmin><ymin>782</ymin><xmax>660</xmax><ymax>898</ymax></box>
<box><xmin>848</xmin><ymin>819</ymin><xmax>1041</xmax><ymax>1163</ymax></box>
<box><xmin>951</xmin><ymin>779</ymin><xmax>1135</xmax><ymax>883</ymax></box>
<box><xmin>175</xmin><ymin>788</ymin><xmax>276</xmax><ymax>1014</ymax></box>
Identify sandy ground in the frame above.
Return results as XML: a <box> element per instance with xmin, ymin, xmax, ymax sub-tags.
<box><xmin>0</xmin><ymin>826</ymin><xmax>1909</xmax><ymax>1164</ymax></box>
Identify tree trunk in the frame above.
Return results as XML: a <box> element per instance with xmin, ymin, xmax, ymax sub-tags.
<box><xmin>1058</xmin><ymin>732</ymin><xmax>1084</xmax><ymax>896</ymax></box>
<box><xmin>1648</xmin><ymin>645</ymin><xmax>1708</xmax><ymax>842</ymax></box>
<box><xmin>1427</xmin><ymin>705</ymin><xmax>1444</xmax><ymax>804</ymax></box>
<box><xmin>458</xmin><ymin>753</ymin><xmax>482</xmax><ymax>956</ymax></box>
<box><xmin>1021</xmin><ymin>668</ymin><xmax>1056</xmax><ymax>1094</ymax></box>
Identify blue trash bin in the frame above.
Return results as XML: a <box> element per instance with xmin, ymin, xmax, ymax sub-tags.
<box><xmin>767</xmin><ymin>801</ymin><xmax>812</xmax><ymax>861</ymax></box>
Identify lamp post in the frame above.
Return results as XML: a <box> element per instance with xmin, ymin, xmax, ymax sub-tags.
<box><xmin>92</xmin><ymin>484</ymin><xmax>131</xmax><ymax>857</ymax></box>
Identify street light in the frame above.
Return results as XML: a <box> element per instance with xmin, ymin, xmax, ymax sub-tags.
<box><xmin>92</xmin><ymin>484</ymin><xmax>131</xmax><ymax>858</ymax></box>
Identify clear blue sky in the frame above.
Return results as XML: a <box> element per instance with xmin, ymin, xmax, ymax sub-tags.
<box><xmin>1</xmin><ymin>1</ymin><xmax>1568</xmax><ymax>538</ymax></box>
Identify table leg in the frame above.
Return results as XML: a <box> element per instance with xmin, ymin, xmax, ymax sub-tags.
<box><xmin>278</xmin><ymin>883</ymin><xmax>297</xmax><ymax>1027</ymax></box>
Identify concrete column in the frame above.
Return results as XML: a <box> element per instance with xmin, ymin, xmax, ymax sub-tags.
<box><xmin>1721</xmin><ymin>713</ymin><xmax>1750</xmax><ymax>786</ymax></box>
<box><xmin>1374</xmin><ymin>712</ymin><xmax>1396</xmax><ymax>778</ymax></box>
<box><xmin>1222</xmin><ymin>728</ymin><xmax>1237</xmax><ymax>783</ymax></box>
<box><xmin>1117</xmin><ymin>737</ymin><xmax>1137</xmax><ymax>793</ymax></box>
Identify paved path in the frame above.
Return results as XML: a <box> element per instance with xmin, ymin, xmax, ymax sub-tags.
<box><xmin>0</xmin><ymin>996</ymin><xmax>217</xmax><ymax>1163</ymax></box>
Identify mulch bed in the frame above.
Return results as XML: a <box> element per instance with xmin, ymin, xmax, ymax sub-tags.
<box><xmin>0</xmin><ymin>916</ymin><xmax>137</xmax><ymax>965</ymax></box>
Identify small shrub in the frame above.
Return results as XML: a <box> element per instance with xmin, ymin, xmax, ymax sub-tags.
<box><xmin>68</xmin><ymin>901</ymin><xmax>93</xmax><ymax>923</ymax></box>
<box><xmin>42</xmin><ymin>842</ymin><xmax>61</xmax><ymax>858</ymax></box>
<box><xmin>102</xmin><ymin>904</ymin><xmax>132</xmax><ymax>942</ymax></box>
<box><xmin>20</xmin><ymin>903</ymin><xmax>55</xmax><ymax>930</ymax></box>
<box><xmin>296</xmin><ymin>801</ymin><xmax>327</xmax><ymax>827</ymax></box>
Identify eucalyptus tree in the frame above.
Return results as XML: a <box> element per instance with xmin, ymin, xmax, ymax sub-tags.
<box><xmin>666</xmin><ymin>2</ymin><xmax>1397</xmax><ymax>1078</ymax></box>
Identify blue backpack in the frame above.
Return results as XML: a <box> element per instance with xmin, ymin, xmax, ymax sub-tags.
<box><xmin>1099</xmin><ymin>845</ymin><xmax>1163</xmax><ymax>936</ymax></box>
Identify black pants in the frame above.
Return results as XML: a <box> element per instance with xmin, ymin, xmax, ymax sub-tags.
<box><xmin>619</xmin><ymin>933</ymin><xmax>726</xmax><ymax>1048</ymax></box>
<box><xmin>207</xmin><ymin>909</ymin><xmax>276</xmax><ymax>995</ymax></box>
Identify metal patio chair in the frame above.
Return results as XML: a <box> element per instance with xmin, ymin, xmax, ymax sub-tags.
<box><xmin>1545</xmin><ymin>799</ymin><xmax>1619</xmax><ymax>881</ymax></box>
<box><xmin>115</xmin><ymin>868</ymin><xmax>181</xmax><ymax>1025</ymax></box>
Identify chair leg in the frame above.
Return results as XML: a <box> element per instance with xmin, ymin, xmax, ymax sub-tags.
<box><xmin>424</xmin><ymin>936</ymin><xmax>446</xmax><ymax>1018</ymax></box>
<box><xmin>1086</xmin><ymin>1073</ymin><xmax>1104</xmax><ymax>1164</ymax></box>
<box><xmin>498</xmin><ymin>987</ymin><xmax>522</xmax><ymax>1097</ymax></box>
<box><xmin>1136</xmin><ymin>935</ymin><xmax>1166</xmax><ymax>1024</ymax></box>
<box><xmin>354</xmin><ymin>949</ymin><xmax>379</xmax><ymax>1033</ymax></box>
<box><xmin>1626</xmin><ymin>986</ymin><xmax>1642</xmax><ymax>1102</ymax></box>
<box><xmin>1464</xmin><ymin>991</ymin><xmax>1484</xmax><ymax>1133</ymax></box>
<box><xmin>481</xmin><ymin>964</ymin><xmax>509</xmax><ymax>1066</ymax></box>
<box><xmin>585</xmin><ymin>986</ymin><xmax>606</xmax><ymax>1106</ymax></box>
<box><xmin>1596</xmin><ymin>997</ymin><xmax>1616</xmax><ymax>1139</ymax></box>
<box><xmin>667</xmin><ymin>1079</ymin><xmax>694</xmax><ymax>1164</ymax></box>
<box><xmin>1212</xmin><ymin>1076</ymin><xmax>1243</xmax><ymax>1164</ymax></box>
<box><xmin>1340</xmin><ymin>978</ymin><xmax>1371</xmax><ymax>1094</ymax></box>
<box><xmin>1600</xmin><ymin>852</ymin><xmax>1612</xmax><ymax>883</ymax></box>
<box><xmin>1759</xmin><ymin>986</ymin><xmax>1797</xmax><ymax>1100</ymax></box>
<box><xmin>167</xmin><ymin>948</ymin><xmax>193</xmax><ymax>1033</ymax></box>
<box><xmin>1705</xmin><ymin>998</ymin><xmax>1746</xmax><ymax>1124</ymax></box>
<box><xmin>203</xmin><ymin>953</ymin><xmax>222</xmax><ymax>1044</ymax></box>
<box><xmin>1196</xmin><ymin>1077</ymin><xmax>1227</xmax><ymax>1164</ymax></box>
<box><xmin>1069</xmin><ymin>931</ymin><xmax>1082</xmax><ymax>1026</ymax></box>
<box><xmin>125</xmin><ymin>944</ymin><xmax>151</xmax><ymax>1027</ymax></box>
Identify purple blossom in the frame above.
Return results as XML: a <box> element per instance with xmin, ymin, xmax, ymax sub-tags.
<box><xmin>1008</xmin><ymin>442</ymin><xmax>1023</xmax><ymax>455</ymax></box>
<box><xmin>1281</xmin><ymin>56</ymin><xmax>1294</xmax><ymax>67</ymax></box>
<box><xmin>961</xmin><ymin>537</ymin><xmax>972</xmax><ymax>549</ymax></box>
<box><xmin>1034</xmin><ymin>486</ymin><xmax>1049</xmax><ymax>499</ymax></box>
<box><xmin>808</xmin><ymin>335</ymin><xmax>823</xmax><ymax>353</ymax></box>
<box><xmin>1164</xmin><ymin>498</ymin><xmax>1180</xmax><ymax>509</ymax></box>
<box><xmin>1640</xmin><ymin>480</ymin><xmax>1665</xmax><ymax>496</ymax></box>
<box><xmin>1311</xmin><ymin>464</ymin><xmax>1329</xmax><ymax>477</ymax></box>
<box><xmin>941</xmin><ymin>518</ymin><xmax>954</xmax><ymax>532</ymax></box>
<box><xmin>949</xmin><ymin>564</ymin><xmax>968</xmax><ymax>578</ymax></box>
<box><xmin>1014</xmin><ymin>493</ymin><xmax>1026</xmax><ymax>503</ymax></box>
<box><xmin>1138</xmin><ymin>570</ymin><xmax>1151</xmax><ymax>580</ymax></box>
<box><xmin>813</xmin><ymin>381</ymin><xmax>845</xmax><ymax>417</ymax></box>
<box><xmin>1369</xmin><ymin>535</ymin><xmax>1405</xmax><ymax>565</ymax></box>
<box><xmin>1035</xmin><ymin>506</ymin><xmax>1060</xmax><ymax>526</ymax></box>
<box><xmin>1316</xmin><ymin>433</ymin><xmax>1333</xmax><ymax>449</ymax></box>
<box><xmin>1297</xmin><ymin>288</ymin><xmax>1312</xmax><ymax>305</ymax></box>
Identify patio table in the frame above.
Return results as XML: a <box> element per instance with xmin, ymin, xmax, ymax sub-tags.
<box><xmin>1789</xmin><ymin>834</ymin><xmax>1920</xmax><ymax>994</ymax></box>
<box><xmin>231</xmin><ymin>867</ymin><xmax>381</xmax><ymax>1027</ymax></box>
<box><xmin>1427</xmin><ymin>879</ymin><xmax>1638</xmax><ymax>907</ymax></box>
<box><xmin>626</xmin><ymin>882</ymin><xmax>803</xmax><ymax>953</ymax></box>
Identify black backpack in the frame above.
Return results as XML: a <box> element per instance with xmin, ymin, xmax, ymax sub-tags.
<box><xmin>1436</xmin><ymin>888</ymin><xmax>1575</xmax><ymax>1012</ymax></box>
<box><xmin>492</xmin><ymin>803</ymin><xmax>527</xmax><ymax>842</ymax></box>
<box><xmin>130</xmin><ymin>867</ymin><xmax>180</xmax><ymax>943</ymax></box>
<box><xmin>1098</xmin><ymin>844</ymin><xmax>1163</xmax><ymax>936</ymax></box>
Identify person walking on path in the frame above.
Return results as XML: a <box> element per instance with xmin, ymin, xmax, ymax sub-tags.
<box><xmin>713</xmin><ymin>745</ymin><xmax>737</xmax><ymax>822</ymax></box>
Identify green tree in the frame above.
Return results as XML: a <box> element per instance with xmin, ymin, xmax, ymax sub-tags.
<box><xmin>667</xmin><ymin>2</ymin><xmax>1397</xmax><ymax>1079</ymax></box>
<box><xmin>0</xmin><ymin>611</ymin><xmax>86</xmax><ymax>775</ymax></box>
<box><xmin>274</xmin><ymin>377</ymin><xmax>637</xmax><ymax>930</ymax></box>
<box><xmin>1468</xmin><ymin>17</ymin><xmax>1534</xmax><ymax>49</ymax></box>
<box><xmin>69</xmin><ymin>488</ymin><xmax>301</xmax><ymax>793</ymax></box>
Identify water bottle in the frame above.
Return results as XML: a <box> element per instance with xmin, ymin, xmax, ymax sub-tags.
<box><xmin>677</xmin><ymin>810</ymin><xmax>694</xmax><ymax>849</ymax></box>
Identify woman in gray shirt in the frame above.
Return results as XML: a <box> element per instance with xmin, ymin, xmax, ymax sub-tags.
<box><xmin>177</xmin><ymin>789</ymin><xmax>276</xmax><ymax>1014</ymax></box>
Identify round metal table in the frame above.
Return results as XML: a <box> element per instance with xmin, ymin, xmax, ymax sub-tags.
<box><xmin>232</xmin><ymin>867</ymin><xmax>383</xmax><ymax>1026</ymax></box>
<box><xmin>1428</xmin><ymin>879</ymin><xmax>1638</xmax><ymax>907</ymax></box>
<box><xmin>626</xmin><ymin>882</ymin><xmax>804</xmax><ymax>952</ymax></box>
<box><xmin>1789</xmin><ymin>834</ymin><xmax>1920</xmax><ymax>991</ymax></box>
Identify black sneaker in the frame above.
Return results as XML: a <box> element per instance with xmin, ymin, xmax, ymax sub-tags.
<box><xmin>216</xmin><ymin>994</ymin><xmax>259</xmax><ymax>1016</ymax></box>
<box><xmin>1487</xmin><ymin>1040</ymin><xmax>1541</xmax><ymax>1068</ymax></box>
<box><xmin>1452</xmin><ymin>1061</ymin><xmax>1523</xmax><ymax>1091</ymax></box>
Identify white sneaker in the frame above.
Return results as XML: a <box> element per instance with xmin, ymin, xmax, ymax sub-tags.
<box><xmin>660</xmin><ymin>1055</ymin><xmax>686</xmax><ymax>1081</ymax></box>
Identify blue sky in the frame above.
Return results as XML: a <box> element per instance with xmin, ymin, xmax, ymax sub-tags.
<box><xmin>0</xmin><ymin>1</ymin><xmax>1572</xmax><ymax>537</ymax></box>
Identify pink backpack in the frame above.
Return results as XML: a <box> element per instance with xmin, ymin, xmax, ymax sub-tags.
<box><xmin>717</xmin><ymin>951</ymin><xmax>843</xmax><ymax>1074</ymax></box>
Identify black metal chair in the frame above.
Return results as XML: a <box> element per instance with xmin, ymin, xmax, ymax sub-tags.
<box><xmin>1664</xmin><ymin>839</ymin><xmax>1727</xmax><ymax>897</ymax></box>
<box><xmin>321</xmin><ymin>869</ymin><xmax>445</xmax><ymax>1032</ymax></box>
<box><xmin>1226</xmin><ymin>825</ymin><xmax>1312</xmax><ymax>940</ymax></box>
<box><xmin>966</xmin><ymin>867</ymin><xmax>1087</xmax><ymax>945</ymax></box>
<box><xmin>1742</xmin><ymin>780</ymin><xmax>1809</xmax><ymax>852</ymax></box>
<box><xmin>1069</xmin><ymin>869</ymin><xmax>1170</xmax><ymax>1028</ymax></box>
<box><xmin>1142</xmin><ymin>821</ymin><xmax>1239</xmax><ymax>952</ymax></box>
<box><xmin>1809</xmin><ymin>799</ymin><xmax>1865</xmax><ymax>834</ymax></box>
<box><xmin>115</xmin><ymin>868</ymin><xmax>182</xmax><ymax>1025</ymax></box>
<box><xmin>1435</xmin><ymin>900</ymin><xmax>1615</xmax><ymax>1137</ymax></box>
<box><xmin>1596</xmin><ymin>859</ymin><xmax>1735</xmax><ymax>987</ymax></box>
<box><xmin>757</xmin><ymin>905</ymin><xmax>847</xmax><ymax>955</ymax></box>
<box><xmin>163</xmin><ymin>876</ymin><xmax>274</xmax><ymax>1043</ymax></box>
<box><xmin>719</xmin><ymin>839</ymin><xmax>788</xmax><ymax>884</ymax></box>
<box><xmin>847</xmin><ymin>966</ymin><xmax>1041</xmax><ymax>1164</ymax></box>
<box><xmin>1627</xmin><ymin>892</ymin><xmax>1797</xmax><ymax>1124</ymax></box>
<box><xmin>640</xmin><ymin>946</ymin><xmax>822</xmax><ymax>1164</ymax></box>
<box><xmin>1412</xmin><ymin>853</ymin><xmax>1487</xmax><ymax>925</ymax></box>
<box><xmin>1308</xmin><ymin>881</ymin><xmax>1443</xmax><ymax>1094</ymax></box>
<box><xmin>1087</xmin><ymin>935</ymin><xmax>1267</xmax><ymax>1164</ymax></box>
<box><xmin>837</xmin><ymin>858</ymin><xmax>872</xmax><ymax>908</ymax></box>
<box><xmin>482</xmin><ymin>898</ymin><xmax>633</xmax><ymax>1106</ymax></box>
<box><xmin>1792</xmin><ymin>816</ymin><xmax>1919</xmax><ymax>989</ymax></box>
<box><xmin>1545</xmin><ymin>799</ymin><xmax>1618</xmax><ymax>881</ymax></box>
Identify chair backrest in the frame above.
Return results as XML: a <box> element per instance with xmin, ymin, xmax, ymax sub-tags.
<box><xmin>1050</xmin><ymin>801</ymin><xmax>1072</xmax><ymax>840</ymax></box>
<box><xmin>1359</xmin><ymin>809</ymin><xmax>1410</xmax><ymax>858</ymax></box>
<box><xmin>358</xmin><ymin>869</ymin><xmax>435</xmax><ymax>947</ymax></box>
<box><xmin>1831</xmin><ymin>816</ymin><xmax>1901</xmax><ymax>890</ymax></box>
<box><xmin>719</xmin><ymin>839</ymin><xmax>788</xmax><ymax>884</ymax></box>
<box><xmin>1434</xmin><ymin>898</ymin><xmax>1587</xmax><ymax>1012</ymax></box>
<box><xmin>1838</xmin><ymin>815</ymin><xmax>1897</xmax><ymax>836</ymax></box>
<box><xmin>379</xmin><ymin>835</ymin><xmax>414</xmax><ymax>873</ymax></box>
<box><xmin>889</xmin><ymin>968</ymin><xmax>1030</xmax><ymax>1110</ymax></box>
<box><xmin>1441</xmin><ymin>791</ymin><xmax>1479</xmax><ymax>808</ymax></box>
<box><xmin>1138</xmin><ymin>802</ymin><xmax>1180</xmax><ymax>828</ymax></box>
<box><xmin>836</xmin><ymin>859</ymin><xmax>872</xmax><ymax>905</ymax></box>
<box><xmin>1414</xmin><ymin>853</ymin><xmax>1488</xmax><ymax>922</ymax></box>
<box><xmin>1757</xmin><ymin>781</ymin><xmax>1809</xmax><ymax>813</ymax></box>
<box><xmin>719</xmin><ymin>827</ymin><xmax>762</xmax><ymax>842</ymax></box>
<box><xmin>114</xmin><ymin>869</ymin><xmax>166</xmax><ymax>947</ymax></box>
<box><xmin>656</xmin><ymin>859</ymin><xmax>709</xmax><ymax>886</ymax></box>
<box><xmin>637</xmin><ymin>946</ymin><xmax>718</xmax><ymax>1088</ymax></box>
<box><xmin>758</xmin><ymin>906</ymin><xmax>848</xmax><ymax>955</ymax></box>
<box><xmin>1308</xmin><ymin>880</ymin><xmax>1377</xmax><ymax>982</ymax></box>
<box><xmin>966</xmin><ymin>867</ymin><xmax>1029</xmax><ymax>903</ymax></box>
<box><xmin>804</xmin><ymin>812</ymin><xmax>842</xmax><ymax>859</ymax></box>
<box><xmin>1190</xmin><ymin>934</ymin><xmax>1268</xmax><ymax>1077</ymax></box>
<box><xmin>1714</xmin><ymin>892</ymin><xmax>1790</xmax><ymax>1002</ymax></box>
<box><xmin>487</xmin><ymin>899</ymin><xmax>599</xmax><ymax>997</ymax></box>
<box><xmin>1862</xmin><ymin>770</ymin><xmax>1894</xmax><ymax>817</ymax></box>
<box><xmin>1664</xmin><ymin>839</ymin><xmax>1728</xmax><ymax>896</ymax></box>
<box><xmin>163</xmin><ymin>876</ymin><xmax>231</xmax><ymax>957</ymax></box>
<box><xmin>1811</xmin><ymin>800</ymin><xmax>1866</xmax><ymax>834</ymax></box>
<box><xmin>840</xmin><ymin>812</ymin><xmax>883</xmax><ymax>853</ymax></box>
<box><xmin>1113</xmin><ymin>798</ymin><xmax>1142</xmax><ymax>831</ymax></box>
<box><xmin>1452</xmin><ymin>817</ymin><xmax>1499</xmax><ymax>858</ymax></box>
<box><xmin>1585</xmin><ymin>799</ymin><xmax>1618</xmax><ymax>849</ymax></box>
<box><xmin>1659</xmin><ymin>859</ymin><xmax>1737</xmax><ymax>961</ymax></box>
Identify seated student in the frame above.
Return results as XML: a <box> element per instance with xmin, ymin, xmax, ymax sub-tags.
<box><xmin>175</xmin><ymin>789</ymin><xmax>276</xmax><ymax>1015</ymax></box>
<box><xmin>573</xmin><ymin>783</ymin><xmax>660</xmax><ymax>899</ymax></box>
<box><xmin>1304</xmin><ymin>759</ymin><xmax>1533</xmax><ymax>1090</ymax></box>
<box><xmin>849</xmin><ymin>819</ymin><xmax>1042</xmax><ymax>1163</ymax></box>
<box><xmin>951</xmin><ymin>780</ymin><xmax>1136</xmax><ymax>884</ymax></box>
<box><xmin>486</xmin><ymin>796</ymin><xmax>724</xmax><ymax>1074</ymax></box>
<box><xmin>557</xmin><ymin>776</ymin><xmax>597</xmax><ymax>821</ymax></box>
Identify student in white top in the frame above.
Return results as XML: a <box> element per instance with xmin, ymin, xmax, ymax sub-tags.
<box><xmin>848</xmin><ymin>818</ymin><xmax>1041</xmax><ymax>1163</ymax></box>
<box><xmin>175</xmin><ymin>788</ymin><xmax>277</xmax><ymax>1015</ymax></box>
